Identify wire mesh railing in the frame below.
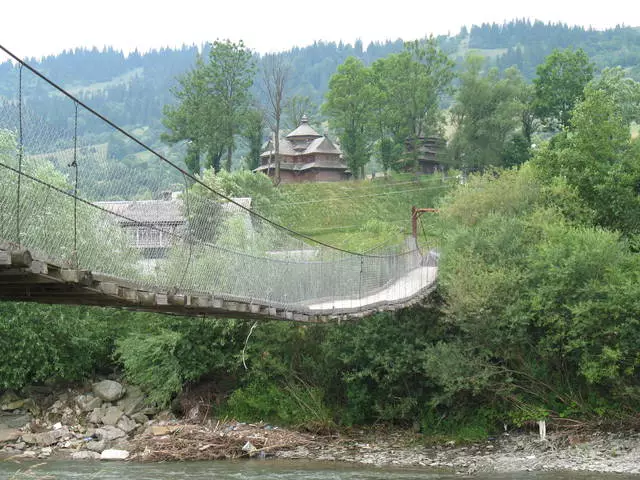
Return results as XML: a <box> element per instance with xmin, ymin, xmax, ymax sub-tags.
<box><xmin>0</xmin><ymin>46</ymin><xmax>437</xmax><ymax>317</ymax></box>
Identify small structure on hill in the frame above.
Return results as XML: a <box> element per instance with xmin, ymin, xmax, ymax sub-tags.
<box><xmin>254</xmin><ymin>115</ymin><xmax>350</xmax><ymax>183</ymax></box>
<box><xmin>403</xmin><ymin>136</ymin><xmax>447</xmax><ymax>174</ymax></box>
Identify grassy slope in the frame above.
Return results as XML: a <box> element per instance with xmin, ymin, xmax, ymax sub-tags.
<box><xmin>269</xmin><ymin>173</ymin><xmax>452</xmax><ymax>252</ymax></box>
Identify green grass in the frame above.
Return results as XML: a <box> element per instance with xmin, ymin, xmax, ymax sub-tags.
<box><xmin>270</xmin><ymin>173</ymin><xmax>452</xmax><ymax>251</ymax></box>
<box><xmin>631</xmin><ymin>122</ymin><xmax>639</xmax><ymax>139</ymax></box>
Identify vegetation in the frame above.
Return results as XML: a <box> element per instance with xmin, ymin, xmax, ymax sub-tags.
<box><xmin>162</xmin><ymin>40</ymin><xmax>256</xmax><ymax>173</ymax></box>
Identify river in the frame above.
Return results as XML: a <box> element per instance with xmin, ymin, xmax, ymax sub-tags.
<box><xmin>1</xmin><ymin>459</ymin><xmax>638</xmax><ymax>479</ymax></box>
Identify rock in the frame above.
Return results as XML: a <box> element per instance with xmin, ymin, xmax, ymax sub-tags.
<box><xmin>28</xmin><ymin>427</ymin><xmax>70</xmax><ymax>446</ymax></box>
<box><xmin>76</xmin><ymin>394</ymin><xmax>103</xmax><ymax>413</ymax></box>
<box><xmin>131</xmin><ymin>413</ymin><xmax>148</xmax><ymax>425</ymax></box>
<box><xmin>102</xmin><ymin>406</ymin><xmax>124</xmax><ymax>426</ymax></box>
<box><xmin>242</xmin><ymin>441</ymin><xmax>257</xmax><ymax>454</ymax></box>
<box><xmin>88</xmin><ymin>408</ymin><xmax>103</xmax><ymax>424</ymax></box>
<box><xmin>95</xmin><ymin>426</ymin><xmax>126</xmax><ymax>442</ymax></box>
<box><xmin>100</xmin><ymin>449</ymin><xmax>129</xmax><ymax>460</ymax></box>
<box><xmin>140</xmin><ymin>406</ymin><xmax>158</xmax><ymax>417</ymax></box>
<box><xmin>49</xmin><ymin>400</ymin><xmax>66</xmax><ymax>414</ymax></box>
<box><xmin>0</xmin><ymin>391</ymin><xmax>21</xmax><ymax>409</ymax></box>
<box><xmin>85</xmin><ymin>440</ymin><xmax>107</xmax><ymax>453</ymax></box>
<box><xmin>53</xmin><ymin>422</ymin><xmax>63</xmax><ymax>430</ymax></box>
<box><xmin>0</xmin><ymin>413</ymin><xmax>31</xmax><ymax>428</ymax></box>
<box><xmin>1</xmin><ymin>399</ymin><xmax>26</xmax><ymax>411</ymax></box>
<box><xmin>116</xmin><ymin>415</ymin><xmax>137</xmax><ymax>434</ymax></box>
<box><xmin>0</xmin><ymin>428</ymin><xmax>20</xmax><ymax>443</ymax></box>
<box><xmin>111</xmin><ymin>439</ymin><xmax>132</xmax><ymax>451</ymax></box>
<box><xmin>21</xmin><ymin>450</ymin><xmax>37</xmax><ymax>458</ymax></box>
<box><xmin>117</xmin><ymin>387</ymin><xmax>145</xmax><ymax>416</ymax></box>
<box><xmin>39</xmin><ymin>446</ymin><xmax>53</xmax><ymax>458</ymax></box>
<box><xmin>71</xmin><ymin>450</ymin><xmax>101</xmax><ymax>460</ymax></box>
<box><xmin>93</xmin><ymin>380</ymin><xmax>125</xmax><ymax>402</ymax></box>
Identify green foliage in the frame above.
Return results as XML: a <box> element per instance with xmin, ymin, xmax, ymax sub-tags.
<box><xmin>588</xmin><ymin>67</ymin><xmax>640</xmax><ymax>126</ymax></box>
<box><xmin>115</xmin><ymin>318</ymin><xmax>248</xmax><ymax>407</ymax></box>
<box><xmin>533</xmin><ymin>47</ymin><xmax>594</xmax><ymax>130</ymax></box>
<box><xmin>447</xmin><ymin>57</ymin><xmax>528</xmax><ymax>171</ymax></box>
<box><xmin>243</xmin><ymin>109</ymin><xmax>266</xmax><ymax>171</ymax></box>
<box><xmin>371</xmin><ymin>40</ymin><xmax>455</xmax><ymax>172</ymax></box>
<box><xmin>115</xmin><ymin>330</ymin><xmax>184</xmax><ymax>406</ymax></box>
<box><xmin>324</xmin><ymin>57</ymin><xmax>376</xmax><ymax>179</ymax></box>
<box><xmin>0</xmin><ymin>303</ymin><xmax>127</xmax><ymax>389</ymax></box>
<box><xmin>437</xmin><ymin>161</ymin><xmax>640</xmax><ymax>418</ymax></box>
<box><xmin>163</xmin><ymin>40</ymin><xmax>256</xmax><ymax>172</ymax></box>
<box><xmin>224</xmin><ymin>380</ymin><xmax>333</xmax><ymax>428</ymax></box>
<box><xmin>534</xmin><ymin>87</ymin><xmax>640</xmax><ymax>236</ymax></box>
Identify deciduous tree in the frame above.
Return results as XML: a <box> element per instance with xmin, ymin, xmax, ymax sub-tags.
<box><xmin>324</xmin><ymin>57</ymin><xmax>376</xmax><ymax>178</ymax></box>
<box><xmin>533</xmin><ymin>48</ymin><xmax>594</xmax><ymax>130</ymax></box>
<box><xmin>162</xmin><ymin>40</ymin><xmax>255</xmax><ymax>173</ymax></box>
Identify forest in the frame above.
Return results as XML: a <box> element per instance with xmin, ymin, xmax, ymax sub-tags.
<box><xmin>1</xmin><ymin>19</ymin><xmax>640</xmax><ymax>439</ymax></box>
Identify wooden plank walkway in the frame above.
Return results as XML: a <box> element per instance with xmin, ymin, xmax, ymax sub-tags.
<box><xmin>0</xmin><ymin>246</ymin><xmax>437</xmax><ymax>322</ymax></box>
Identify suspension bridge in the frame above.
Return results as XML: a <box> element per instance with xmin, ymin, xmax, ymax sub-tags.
<box><xmin>0</xmin><ymin>46</ymin><xmax>438</xmax><ymax>322</ymax></box>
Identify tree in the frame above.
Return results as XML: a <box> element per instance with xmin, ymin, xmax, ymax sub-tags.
<box><xmin>284</xmin><ymin>95</ymin><xmax>316</xmax><ymax>130</ymax></box>
<box><xmin>587</xmin><ymin>67</ymin><xmax>640</xmax><ymax>126</ymax></box>
<box><xmin>370</xmin><ymin>58</ymin><xmax>406</xmax><ymax>174</ymax></box>
<box><xmin>243</xmin><ymin>108</ymin><xmax>266</xmax><ymax>171</ymax></box>
<box><xmin>372</xmin><ymin>39</ymin><xmax>454</xmax><ymax>171</ymax></box>
<box><xmin>262</xmin><ymin>54</ymin><xmax>290</xmax><ymax>184</ymax></box>
<box><xmin>447</xmin><ymin>57</ymin><xmax>527</xmax><ymax>171</ymax></box>
<box><xmin>533</xmin><ymin>48</ymin><xmax>594</xmax><ymax>130</ymax></box>
<box><xmin>534</xmin><ymin>87</ymin><xmax>640</xmax><ymax>236</ymax></box>
<box><xmin>323</xmin><ymin>57</ymin><xmax>376</xmax><ymax>179</ymax></box>
<box><xmin>162</xmin><ymin>40</ymin><xmax>255</xmax><ymax>173</ymax></box>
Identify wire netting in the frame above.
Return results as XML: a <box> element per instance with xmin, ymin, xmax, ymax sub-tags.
<box><xmin>0</xmin><ymin>48</ymin><xmax>437</xmax><ymax>316</ymax></box>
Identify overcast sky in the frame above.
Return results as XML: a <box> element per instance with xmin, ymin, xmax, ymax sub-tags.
<box><xmin>2</xmin><ymin>0</ymin><xmax>638</xmax><ymax>59</ymax></box>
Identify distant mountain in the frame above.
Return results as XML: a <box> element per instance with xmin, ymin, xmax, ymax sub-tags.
<box><xmin>0</xmin><ymin>20</ymin><xmax>638</xmax><ymax>196</ymax></box>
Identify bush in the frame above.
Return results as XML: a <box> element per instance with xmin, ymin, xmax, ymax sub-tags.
<box><xmin>0</xmin><ymin>303</ymin><xmax>125</xmax><ymax>389</ymax></box>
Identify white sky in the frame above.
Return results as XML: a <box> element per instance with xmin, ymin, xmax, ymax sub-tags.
<box><xmin>2</xmin><ymin>0</ymin><xmax>639</xmax><ymax>59</ymax></box>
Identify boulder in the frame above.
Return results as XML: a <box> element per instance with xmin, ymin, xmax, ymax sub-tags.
<box><xmin>0</xmin><ymin>428</ymin><xmax>20</xmax><ymax>443</ymax></box>
<box><xmin>0</xmin><ymin>413</ymin><xmax>31</xmax><ymax>428</ymax></box>
<box><xmin>71</xmin><ymin>450</ymin><xmax>101</xmax><ymax>460</ymax></box>
<box><xmin>131</xmin><ymin>413</ymin><xmax>148</xmax><ymax>425</ymax></box>
<box><xmin>0</xmin><ymin>391</ymin><xmax>20</xmax><ymax>409</ymax></box>
<box><xmin>85</xmin><ymin>440</ymin><xmax>107</xmax><ymax>453</ymax></box>
<box><xmin>116</xmin><ymin>415</ymin><xmax>137</xmax><ymax>434</ymax></box>
<box><xmin>76</xmin><ymin>394</ymin><xmax>103</xmax><ymax>412</ymax></box>
<box><xmin>101</xmin><ymin>406</ymin><xmax>124</xmax><ymax>426</ymax></box>
<box><xmin>100</xmin><ymin>449</ymin><xmax>129</xmax><ymax>460</ymax></box>
<box><xmin>88</xmin><ymin>408</ymin><xmax>103</xmax><ymax>425</ymax></box>
<box><xmin>93</xmin><ymin>380</ymin><xmax>125</xmax><ymax>402</ymax></box>
<box><xmin>117</xmin><ymin>386</ymin><xmax>145</xmax><ymax>416</ymax></box>
<box><xmin>94</xmin><ymin>426</ymin><xmax>126</xmax><ymax>442</ymax></box>
<box><xmin>39</xmin><ymin>446</ymin><xmax>53</xmax><ymax>457</ymax></box>
<box><xmin>1</xmin><ymin>399</ymin><xmax>26</xmax><ymax>411</ymax></box>
<box><xmin>25</xmin><ymin>427</ymin><xmax>70</xmax><ymax>446</ymax></box>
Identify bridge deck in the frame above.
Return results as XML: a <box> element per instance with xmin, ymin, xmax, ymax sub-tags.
<box><xmin>0</xmin><ymin>247</ymin><xmax>436</xmax><ymax>322</ymax></box>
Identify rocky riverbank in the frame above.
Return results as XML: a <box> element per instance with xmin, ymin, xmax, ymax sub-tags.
<box><xmin>2</xmin><ymin>382</ymin><xmax>640</xmax><ymax>475</ymax></box>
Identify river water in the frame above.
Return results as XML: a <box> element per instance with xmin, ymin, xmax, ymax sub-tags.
<box><xmin>1</xmin><ymin>459</ymin><xmax>638</xmax><ymax>480</ymax></box>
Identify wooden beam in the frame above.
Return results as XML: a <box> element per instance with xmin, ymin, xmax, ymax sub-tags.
<box><xmin>11</xmin><ymin>249</ymin><xmax>32</xmax><ymax>268</ymax></box>
<box><xmin>0</xmin><ymin>251</ymin><xmax>11</xmax><ymax>266</ymax></box>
